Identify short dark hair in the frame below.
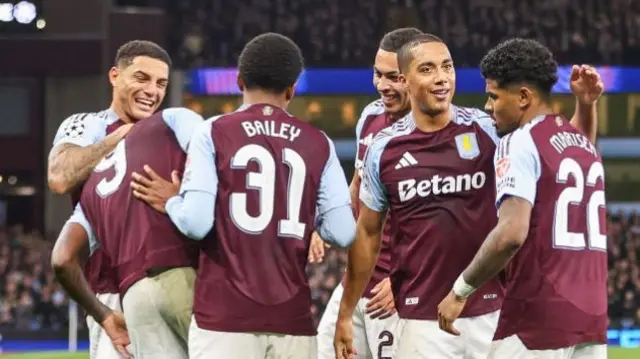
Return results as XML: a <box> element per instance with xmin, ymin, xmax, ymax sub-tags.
<box><xmin>238</xmin><ymin>32</ymin><xmax>304</xmax><ymax>94</ymax></box>
<box><xmin>480</xmin><ymin>38</ymin><xmax>558</xmax><ymax>96</ymax></box>
<box><xmin>397</xmin><ymin>33</ymin><xmax>444</xmax><ymax>73</ymax></box>
<box><xmin>114</xmin><ymin>40</ymin><xmax>172</xmax><ymax>68</ymax></box>
<box><xmin>379</xmin><ymin>27</ymin><xmax>424</xmax><ymax>53</ymax></box>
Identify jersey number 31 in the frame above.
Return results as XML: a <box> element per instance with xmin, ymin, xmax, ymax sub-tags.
<box><xmin>230</xmin><ymin>144</ymin><xmax>307</xmax><ymax>239</ymax></box>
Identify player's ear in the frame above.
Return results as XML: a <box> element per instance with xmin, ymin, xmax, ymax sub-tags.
<box><xmin>237</xmin><ymin>76</ymin><xmax>245</xmax><ymax>92</ymax></box>
<box><xmin>108</xmin><ymin>67</ymin><xmax>120</xmax><ymax>87</ymax></box>
<box><xmin>285</xmin><ymin>83</ymin><xmax>296</xmax><ymax>102</ymax></box>
<box><xmin>518</xmin><ymin>86</ymin><xmax>533</xmax><ymax>109</ymax></box>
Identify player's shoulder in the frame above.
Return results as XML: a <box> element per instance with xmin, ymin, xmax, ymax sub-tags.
<box><xmin>495</xmin><ymin>119</ymin><xmax>540</xmax><ymax>161</ymax></box>
<box><xmin>452</xmin><ymin>105</ymin><xmax>499</xmax><ymax>144</ymax></box>
<box><xmin>367</xmin><ymin>114</ymin><xmax>415</xmax><ymax>158</ymax></box>
<box><xmin>59</xmin><ymin>110</ymin><xmax>115</xmax><ymax>130</ymax></box>
<box><xmin>360</xmin><ymin>99</ymin><xmax>386</xmax><ymax>119</ymax></box>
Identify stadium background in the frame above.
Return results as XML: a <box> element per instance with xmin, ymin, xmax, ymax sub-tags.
<box><xmin>0</xmin><ymin>0</ymin><xmax>639</xmax><ymax>357</ymax></box>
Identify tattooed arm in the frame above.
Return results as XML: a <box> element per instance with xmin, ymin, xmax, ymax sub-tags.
<box><xmin>47</xmin><ymin>123</ymin><xmax>132</xmax><ymax>194</ymax></box>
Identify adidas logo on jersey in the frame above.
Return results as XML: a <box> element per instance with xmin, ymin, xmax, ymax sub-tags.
<box><xmin>398</xmin><ymin>171</ymin><xmax>487</xmax><ymax>202</ymax></box>
<box><xmin>395</xmin><ymin>152</ymin><xmax>418</xmax><ymax>169</ymax></box>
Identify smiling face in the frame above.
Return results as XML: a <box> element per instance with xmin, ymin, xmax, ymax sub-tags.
<box><xmin>373</xmin><ymin>49</ymin><xmax>411</xmax><ymax>117</ymax></box>
<box><xmin>401</xmin><ymin>42</ymin><xmax>455</xmax><ymax>117</ymax></box>
<box><xmin>109</xmin><ymin>56</ymin><xmax>169</xmax><ymax>122</ymax></box>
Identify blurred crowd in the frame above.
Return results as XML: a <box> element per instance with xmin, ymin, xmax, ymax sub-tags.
<box><xmin>608</xmin><ymin>211</ymin><xmax>640</xmax><ymax>329</ymax></box>
<box><xmin>168</xmin><ymin>0</ymin><xmax>640</xmax><ymax>68</ymax></box>
<box><xmin>0</xmin><ymin>210</ymin><xmax>637</xmax><ymax>331</ymax></box>
<box><xmin>0</xmin><ymin>225</ymin><xmax>69</xmax><ymax>332</ymax></box>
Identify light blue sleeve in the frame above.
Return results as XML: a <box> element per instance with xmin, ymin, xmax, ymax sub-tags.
<box><xmin>67</xmin><ymin>204</ymin><xmax>99</xmax><ymax>255</ymax></box>
<box><xmin>494</xmin><ymin>129</ymin><xmax>541</xmax><ymax>208</ymax></box>
<box><xmin>315</xmin><ymin>134</ymin><xmax>355</xmax><ymax>248</ymax></box>
<box><xmin>359</xmin><ymin>137</ymin><xmax>390</xmax><ymax>212</ymax></box>
<box><xmin>164</xmin><ymin>120</ymin><xmax>218</xmax><ymax>239</ymax></box>
<box><xmin>161</xmin><ymin>107</ymin><xmax>205</xmax><ymax>152</ymax></box>
<box><xmin>53</xmin><ymin>113</ymin><xmax>107</xmax><ymax>148</ymax></box>
<box><xmin>317</xmin><ymin>206</ymin><xmax>356</xmax><ymax>248</ymax></box>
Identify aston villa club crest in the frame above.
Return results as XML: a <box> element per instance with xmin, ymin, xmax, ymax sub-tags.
<box><xmin>263</xmin><ymin>106</ymin><xmax>273</xmax><ymax>116</ymax></box>
<box><xmin>454</xmin><ymin>132</ymin><xmax>480</xmax><ymax>160</ymax></box>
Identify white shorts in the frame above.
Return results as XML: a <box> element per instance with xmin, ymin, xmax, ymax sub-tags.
<box><xmin>489</xmin><ymin>335</ymin><xmax>608</xmax><ymax>359</ymax></box>
<box><xmin>189</xmin><ymin>315</ymin><xmax>317</xmax><ymax>359</ymax></box>
<box><xmin>317</xmin><ymin>284</ymin><xmax>402</xmax><ymax>359</ymax></box>
<box><xmin>86</xmin><ymin>293</ymin><xmax>123</xmax><ymax>359</ymax></box>
<box><xmin>121</xmin><ymin>267</ymin><xmax>195</xmax><ymax>359</ymax></box>
<box><xmin>396</xmin><ymin>310</ymin><xmax>500</xmax><ymax>359</ymax></box>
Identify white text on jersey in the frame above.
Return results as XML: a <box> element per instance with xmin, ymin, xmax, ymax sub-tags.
<box><xmin>398</xmin><ymin>172</ymin><xmax>487</xmax><ymax>202</ymax></box>
<box><xmin>241</xmin><ymin>121</ymin><xmax>301</xmax><ymax>142</ymax></box>
<box><xmin>549</xmin><ymin>131</ymin><xmax>597</xmax><ymax>157</ymax></box>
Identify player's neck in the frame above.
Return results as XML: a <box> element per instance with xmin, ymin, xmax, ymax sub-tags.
<box><xmin>242</xmin><ymin>91</ymin><xmax>289</xmax><ymax>110</ymax></box>
<box><xmin>411</xmin><ymin>103</ymin><xmax>452</xmax><ymax>133</ymax></box>
<box><xmin>520</xmin><ymin>104</ymin><xmax>554</xmax><ymax>127</ymax></box>
<box><xmin>109</xmin><ymin>102</ymin><xmax>134</xmax><ymax>124</ymax></box>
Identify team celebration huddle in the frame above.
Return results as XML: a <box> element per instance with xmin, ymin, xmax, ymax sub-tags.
<box><xmin>48</xmin><ymin>26</ymin><xmax>608</xmax><ymax>359</ymax></box>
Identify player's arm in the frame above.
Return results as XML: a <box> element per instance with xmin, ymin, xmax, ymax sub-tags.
<box><xmin>48</xmin><ymin>114</ymin><xmax>132</xmax><ymax>194</ymax></box>
<box><xmin>453</xmin><ymin>131</ymin><xmax>540</xmax><ymax>298</ymax></box>
<box><xmin>51</xmin><ymin>205</ymin><xmax>111</xmax><ymax>322</ymax></box>
<box><xmin>164</xmin><ymin>120</ymin><xmax>217</xmax><ymax>239</ymax></box>
<box><xmin>316</xmin><ymin>135</ymin><xmax>356</xmax><ymax>248</ymax></box>
<box><xmin>337</xmin><ymin>140</ymin><xmax>388</xmax><ymax>320</ymax></box>
<box><xmin>568</xmin><ymin>65</ymin><xmax>604</xmax><ymax>143</ymax></box>
<box><xmin>438</xmin><ymin>131</ymin><xmax>539</xmax><ymax>335</ymax></box>
<box><xmin>349</xmin><ymin>171</ymin><xmax>360</xmax><ymax>215</ymax></box>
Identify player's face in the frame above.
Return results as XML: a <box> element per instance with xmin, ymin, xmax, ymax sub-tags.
<box><xmin>373</xmin><ymin>49</ymin><xmax>410</xmax><ymax>117</ymax></box>
<box><xmin>109</xmin><ymin>56</ymin><xmax>169</xmax><ymax>121</ymax></box>
<box><xmin>402</xmin><ymin>42</ymin><xmax>455</xmax><ymax>117</ymax></box>
<box><xmin>484</xmin><ymin>79</ymin><xmax>523</xmax><ymax>137</ymax></box>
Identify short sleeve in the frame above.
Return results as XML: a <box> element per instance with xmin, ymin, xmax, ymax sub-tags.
<box><xmin>354</xmin><ymin>101</ymin><xmax>384</xmax><ymax>166</ymax></box>
<box><xmin>53</xmin><ymin>113</ymin><xmax>107</xmax><ymax>148</ymax></box>
<box><xmin>359</xmin><ymin>137</ymin><xmax>390</xmax><ymax>212</ymax></box>
<box><xmin>161</xmin><ymin>108</ymin><xmax>205</xmax><ymax>152</ymax></box>
<box><xmin>179</xmin><ymin>120</ymin><xmax>217</xmax><ymax>196</ymax></box>
<box><xmin>67</xmin><ymin>204</ymin><xmax>99</xmax><ymax>254</ymax></box>
<box><xmin>494</xmin><ymin>130</ymin><xmax>541</xmax><ymax>208</ymax></box>
<box><xmin>316</xmin><ymin>134</ymin><xmax>351</xmax><ymax>215</ymax></box>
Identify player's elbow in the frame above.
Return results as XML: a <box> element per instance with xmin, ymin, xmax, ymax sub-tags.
<box><xmin>50</xmin><ymin>245</ymin><xmax>75</xmax><ymax>274</ymax></box>
<box><xmin>326</xmin><ymin>217</ymin><xmax>357</xmax><ymax>249</ymax></box>
<box><xmin>501</xmin><ymin>219</ymin><xmax>529</xmax><ymax>249</ymax></box>
<box><xmin>47</xmin><ymin>172</ymin><xmax>71</xmax><ymax>194</ymax></box>
<box><xmin>179</xmin><ymin>218</ymin><xmax>213</xmax><ymax>240</ymax></box>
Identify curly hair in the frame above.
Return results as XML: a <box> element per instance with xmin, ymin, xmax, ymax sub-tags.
<box><xmin>480</xmin><ymin>38</ymin><xmax>558</xmax><ymax>96</ymax></box>
<box><xmin>238</xmin><ymin>32</ymin><xmax>304</xmax><ymax>94</ymax></box>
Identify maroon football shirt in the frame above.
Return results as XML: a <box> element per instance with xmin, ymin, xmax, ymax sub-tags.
<box><xmin>192</xmin><ymin>104</ymin><xmax>334</xmax><ymax>335</ymax></box>
<box><xmin>80</xmin><ymin>112</ymin><xmax>198</xmax><ymax>295</ymax></box>
<box><xmin>359</xmin><ymin>106</ymin><xmax>505</xmax><ymax>320</ymax></box>
<box><xmin>492</xmin><ymin>114</ymin><xmax>607</xmax><ymax>349</ymax></box>
<box><xmin>347</xmin><ymin>99</ymin><xmax>396</xmax><ymax>297</ymax></box>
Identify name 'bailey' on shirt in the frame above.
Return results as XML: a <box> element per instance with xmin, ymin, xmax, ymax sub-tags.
<box><xmin>241</xmin><ymin>120</ymin><xmax>302</xmax><ymax>142</ymax></box>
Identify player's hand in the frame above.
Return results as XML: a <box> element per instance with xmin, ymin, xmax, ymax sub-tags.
<box><xmin>334</xmin><ymin>317</ymin><xmax>357</xmax><ymax>359</ymax></box>
<box><xmin>437</xmin><ymin>291</ymin><xmax>467</xmax><ymax>336</ymax></box>
<box><xmin>570</xmin><ymin>64</ymin><xmax>604</xmax><ymax>105</ymax></box>
<box><xmin>109</xmin><ymin>123</ymin><xmax>134</xmax><ymax>141</ymax></box>
<box><xmin>131</xmin><ymin>165</ymin><xmax>181</xmax><ymax>213</ymax></box>
<box><xmin>308</xmin><ymin>231</ymin><xmax>331</xmax><ymax>264</ymax></box>
<box><xmin>365</xmin><ymin>277</ymin><xmax>396</xmax><ymax>319</ymax></box>
<box><xmin>101</xmin><ymin>311</ymin><xmax>132</xmax><ymax>359</ymax></box>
